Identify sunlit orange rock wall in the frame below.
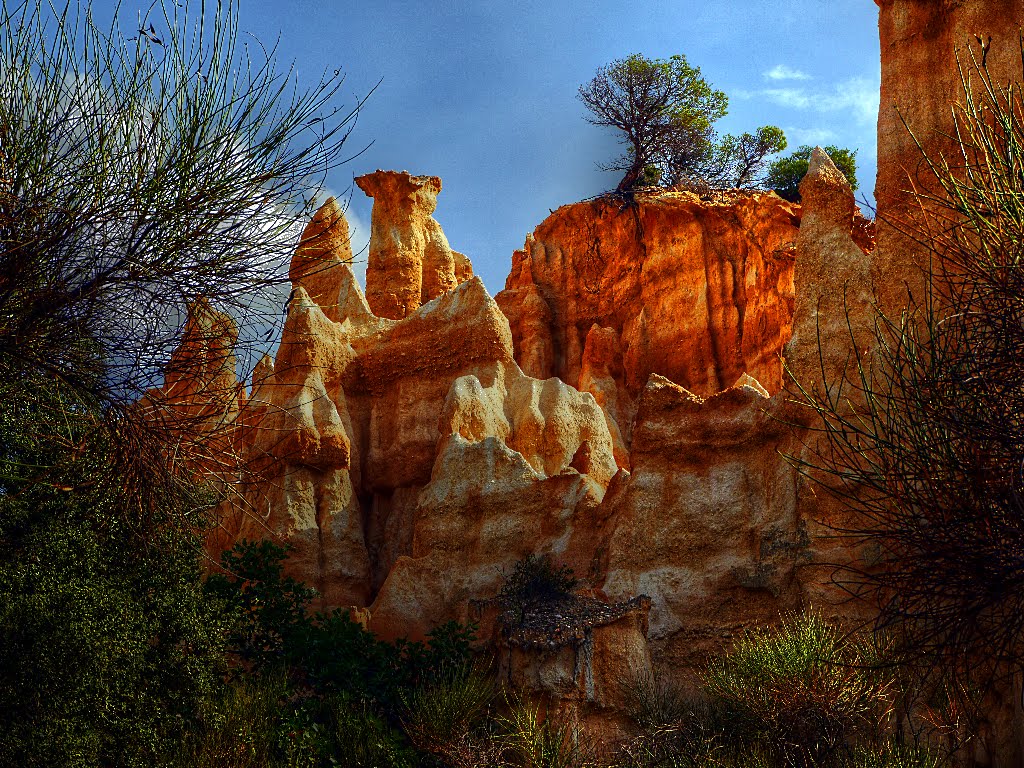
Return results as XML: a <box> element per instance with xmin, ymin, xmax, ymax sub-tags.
<box><xmin>874</xmin><ymin>0</ymin><xmax>1024</xmax><ymax>315</ymax></box>
<box><xmin>495</xmin><ymin>192</ymin><xmax>800</xmax><ymax>417</ymax></box>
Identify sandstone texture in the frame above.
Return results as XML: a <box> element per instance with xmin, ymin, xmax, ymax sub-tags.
<box><xmin>495</xmin><ymin>191</ymin><xmax>801</xmax><ymax>453</ymax></box>
<box><xmin>290</xmin><ymin>196</ymin><xmax>354</xmax><ymax>323</ymax></box>
<box><xmin>873</xmin><ymin>0</ymin><xmax>1024</xmax><ymax>316</ymax></box>
<box><xmin>356</xmin><ymin>170</ymin><xmax>473</xmax><ymax>320</ymax></box>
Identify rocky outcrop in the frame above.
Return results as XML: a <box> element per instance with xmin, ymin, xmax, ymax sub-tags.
<box><xmin>495</xmin><ymin>191</ymin><xmax>801</xmax><ymax>450</ymax></box>
<box><xmin>196</xmin><ymin>194</ymin><xmax>621</xmax><ymax>623</ymax></box>
<box><xmin>290</xmin><ymin>196</ymin><xmax>353</xmax><ymax>323</ymax></box>
<box><xmin>598</xmin><ymin>375</ymin><xmax>804</xmax><ymax>669</ymax></box>
<box><xmin>496</xmin><ymin>595</ymin><xmax>653</xmax><ymax>740</ymax></box>
<box><xmin>139</xmin><ymin>297</ymin><xmax>242</xmax><ymax>489</ymax></box>
<box><xmin>150</xmin><ymin>156</ymin><xmax>892</xmax><ymax>752</ymax></box>
<box><xmin>356</xmin><ymin>170</ymin><xmax>473</xmax><ymax>320</ymax></box>
<box><xmin>154</xmin><ymin>147</ymin><xmax>882</xmax><ymax>654</ymax></box>
<box><xmin>157</xmin><ymin>151</ymin><xmax>877</xmax><ymax>631</ymax></box>
<box><xmin>873</xmin><ymin>0</ymin><xmax>1024</xmax><ymax>316</ymax></box>
<box><xmin>786</xmin><ymin>148</ymin><xmax>873</xmax><ymax>389</ymax></box>
<box><xmin>151</xmin><ymin>0</ymin><xmax>1024</xmax><ymax>755</ymax></box>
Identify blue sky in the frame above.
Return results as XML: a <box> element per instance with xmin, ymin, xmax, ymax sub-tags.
<box><xmin>95</xmin><ymin>1</ymin><xmax>881</xmax><ymax>295</ymax></box>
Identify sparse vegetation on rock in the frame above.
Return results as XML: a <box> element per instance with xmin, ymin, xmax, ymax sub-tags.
<box><xmin>578</xmin><ymin>54</ymin><xmax>787</xmax><ymax>191</ymax></box>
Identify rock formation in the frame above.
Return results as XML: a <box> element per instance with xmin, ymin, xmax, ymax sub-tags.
<box><xmin>152</xmin><ymin>0</ymin><xmax>1024</xmax><ymax>748</ymax></box>
<box><xmin>290</xmin><ymin>196</ymin><xmax>353</xmax><ymax>323</ymax></box>
<box><xmin>356</xmin><ymin>170</ymin><xmax>473</xmax><ymax>320</ymax></box>
<box><xmin>155</xmin><ymin>149</ymin><xmax>876</xmax><ymax>650</ymax></box>
<box><xmin>496</xmin><ymin>191</ymin><xmax>801</xmax><ymax>454</ymax></box>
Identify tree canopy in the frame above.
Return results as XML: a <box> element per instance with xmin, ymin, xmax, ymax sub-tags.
<box><xmin>578</xmin><ymin>54</ymin><xmax>786</xmax><ymax>192</ymax></box>
<box><xmin>766</xmin><ymin>144</ymin><xmax>859</xmax><ymax>202</ymax></box>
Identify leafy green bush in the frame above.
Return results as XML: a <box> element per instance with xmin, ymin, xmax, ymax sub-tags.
<box><xmin>206</xmin><ymin>540</ymin><xmax>318</xmax><ymax>672</ymax></box>
<box><xmin>702</xmin><ymin>614</ymin><xmax>893</xmax><ymax>768</ymax></box>
<box><xmin>209</xmin><ymin>539</ymin><xmax>477</xmax><ymax>713</ymax></box>
<box><xmin>0</xmin><ymin>378</ymin><xmax>230</xmax><ymax>768</ymax></box>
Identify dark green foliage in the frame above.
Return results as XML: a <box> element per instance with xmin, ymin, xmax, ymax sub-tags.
<box><xmin>179</xmin><ymin>678</ymin><xmax>417</xmax><ymax>768</ymax></box>
<box><xmin>766</xmin><ymin>145</ymin><xmax>859</xmax><ymax>202</ymax></box>
<box><xmin>211</xmin><ymin>539</ymin><xmax>477</xmax><ymax>709</ymax></box>
<box><xmin>196</xmin><ymin>540</ymin><xmax>482</xmax><ymax>766</ymax></box>
<box><xmin>578</xmin><ymin>53</ymin><xmax>787</xmax><ymax>191</ymax></box>
<box><xmin>0</xmin><ymin>378</ymin><xmax>230</xmax><ymax>768</ymax></box>
<box><xmin>206</xmin><ymin>540</ymin><xmax>318</xmax><ymax>671</ymax></box>
<box><xmin>177</xmin><ymin>673</ymin><xmax>287</xmax><ymax>768</ymax></box>
<box><xmin>498</xmin><ymin>553</ymin><xmax>579</xmax><ymax>616</ymax></box>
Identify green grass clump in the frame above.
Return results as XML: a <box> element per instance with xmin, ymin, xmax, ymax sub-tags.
<box><xmin>703</xmin><ymin>613</ymin><xmax>893</xmax><ymax>767</ymax></box>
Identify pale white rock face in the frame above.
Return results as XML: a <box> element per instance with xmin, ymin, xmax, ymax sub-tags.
<box><xmin>438</xmin><ymin>361</ymin><xmax>618</xmax><ymax>490</ymax></box>
<box><xmin>597</xmin><ymin>374</ymin><xmax>804</xmax><ymax>667</ymax></box>
<box><xmin>369</xmin><ymin>434</ymin><xmax>612</xmax><ymax>642</ymax></box>
<box><xmin>784</xmin><ymin>147</ymin><xmax>873</xmax><ymax>391</ymax></box>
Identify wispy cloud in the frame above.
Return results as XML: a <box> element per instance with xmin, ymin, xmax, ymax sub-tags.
<box><xmin>764</xmin><ymin>64</ymin><xmax>811</xmax><ymax>82</ymax></box>
<box><xmin>745</xmin><ymin>76</ymin><xmax>880</xmax><ymax>126</ymax></box>
<box><xmin>783</xmin><ymin>127</ymin><xmax>838</xmax><ymax>146</ymax></box>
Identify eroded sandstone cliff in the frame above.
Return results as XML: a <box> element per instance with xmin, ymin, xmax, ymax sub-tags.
<box><xmin>155</xmin><ymin>145</ymin><xmax>876</xmax><ymax>692</ymax></box>
<box><xmin>149</xmin><ymin>0</ymin><xmax>1024</xmax><ymax>755</ymax></box>
<box><xmin>495</xmin><ymin>192</ymin><xmax>801</xmax><ymax>450</ymax></box>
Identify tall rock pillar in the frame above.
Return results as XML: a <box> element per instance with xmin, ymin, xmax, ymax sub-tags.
<box><xmin>874</xmin><ymin>0</ymin><xmax>1024</xmax><ymax>315</ymax></box>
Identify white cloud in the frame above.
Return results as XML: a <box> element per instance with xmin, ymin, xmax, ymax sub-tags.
<box><xmin>764</xmin><ymin>64</ymin><xmax>811</xmax><ymax>82</ymax></box>
<box><xmin>783</xmin><ymin>127</ymin><xmax>838</xmax><ymax>146</ymax></box>
<box><xmin>755</xmin><ymin>76</ymin><xmax>880</xmax><ymax>126</ymax></box>
<box><xmin>762</xmin><ymin>88</ymin><xmax>812</xmax><ymax>109</ymax></box>
<box><xmin>823</xmin><ymin>77</ymin><xmax>880</xmax><ymax>126</ymax></box>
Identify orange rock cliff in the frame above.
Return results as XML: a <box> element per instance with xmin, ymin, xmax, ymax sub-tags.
<box><xmin>150</xmin><ymin>0</ymin><xmax>1024</xmax><ymax>749</ymax></box>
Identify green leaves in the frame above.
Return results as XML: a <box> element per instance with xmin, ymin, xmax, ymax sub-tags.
<box><xmin>0</xmin><ymin>379</ymin><xmax>230</xmax><ymax>767</ymax></box>
<box><xmin>578</xmin><ymin>53</ymin><xmax>786</xmax><ymax>191</ymax></box>
<box><xmin>579</xmin><ymin>53</ymin><xmax>730</xmax><ymax>190</ymax></box>
<box><xmin>766</xmin><ymin>145</ymin><xmax>859</xmax><ymax>202</ymax></box>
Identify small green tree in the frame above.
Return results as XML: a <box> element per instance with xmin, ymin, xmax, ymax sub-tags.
<box><xmin>578</xmin><ymin>54</ymin><xmax>727</xmax><ymax>191</ymax></box>
<box><xmin>716</xmin><ymin>125</ymin><xmax>790</xmax><ymax>188</ymax></box>
<box><xmin>579</xmin><ymin>53</ymin><xmax>787</xmax><ymax>191</ymax></box>
<box><xmin>767</xmin><ymin>145</ymin><xmax>859</xmax><ymax>202</ymax></box>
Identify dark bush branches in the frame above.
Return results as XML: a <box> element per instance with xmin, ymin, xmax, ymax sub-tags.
<box><xmin>789</xmin><ymin>39</ymin><xmax>1024</xmax><ymax>685</ymax></box>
